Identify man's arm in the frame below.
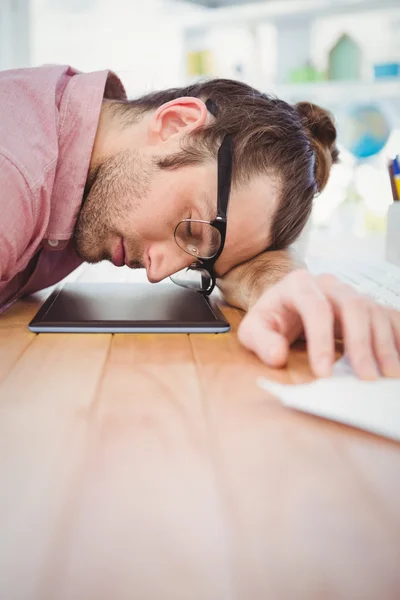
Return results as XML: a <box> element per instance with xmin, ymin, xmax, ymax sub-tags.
<box><xmin>217</xmin><ymin>248</ymin><xmax>305</xmax><ymax>311</ymax></box>
<box><xmin>0</xmin><ymin>154</ymin><xmax>34</xmax><ymax>295</ymax></box>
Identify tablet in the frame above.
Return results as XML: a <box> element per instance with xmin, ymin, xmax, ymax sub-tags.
<box><xmin>28</xmin><ymin>282</ymin><xmax>230</xmax><ymax>334</ymax></box>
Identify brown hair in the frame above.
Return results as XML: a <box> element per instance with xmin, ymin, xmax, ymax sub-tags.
<box><xmin>115</xmin><ymin>79</ymin><xmax>339</xmax><ymax>250</ymax></box>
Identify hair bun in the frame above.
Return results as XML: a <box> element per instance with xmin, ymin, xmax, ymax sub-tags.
<box><xmin>296</xmin><ymin>101</ymin><xmax>339</xmax><ymax>192</ymax></box>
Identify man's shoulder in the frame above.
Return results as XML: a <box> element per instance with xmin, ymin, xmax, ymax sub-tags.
<box><xmin>0</xmin><ymin>65</ymin><xmax>78</xmax><ymax>188</ymax></box>
<box><xmin>0</xmin><ymin>64</ymin><xmax>78</xmax><ymax>84</ymax></box>
<box><xmin>0</xmin><ymin>64</ymin><xmax>80</xmax><ymax>117</ymax></box>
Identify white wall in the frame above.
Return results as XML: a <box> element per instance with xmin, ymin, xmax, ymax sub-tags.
<box><xmin>30</xmin><ymin>0</ymin><xmax>203</xmax><ymax>96</ymax></box>
<box><xmin>0</xmin><ymin>0</ymin><xmax>30</xmax><ymax>70</ymax></box>
<box><xmin>206</xmin><ymin>22</ymin><xmax>276</xmax><ymax>87</ymax></box>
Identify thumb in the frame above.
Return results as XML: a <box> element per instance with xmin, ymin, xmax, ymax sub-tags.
<box><xmin>238</xmin><ymin>314</ymin><xmax>290</xmax><ymax>368</ymax></box>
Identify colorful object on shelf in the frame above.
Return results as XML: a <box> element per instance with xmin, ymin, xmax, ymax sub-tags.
<box><xmin>339</xmin><ymin>104</ymin><xmax>391</xmax><ymax>159</ymax></box>
<box><xmin>288</xmin><ymin>63</ymin><xmax>326</xmax><ymax>84</ymax></box>
<box><xmin>328</xmin><ymin>33</ymin><xmax>362</xmax><ymax>81</ymax></box>
<box><xmin>388</xmin><ymin>160</ymin><xmax>399</xmax><ymax>201</ymax></box>
<box><xmin>387</xmin><ymin>156</ymin><xmax>400</xmax><ymax>266</ymax></box>
<box><xmin>391</xmin><ymin>156</ymin><xmax>400</xmax><ymax>200</ymax></box>
<box><xmin>187</xmin><ymin>50</ymin><xmax>213</xmax><ymax>77</ymax></box>
<box><xmin>374</xmin><ymin>62</ymin><xmax>400</xmax><ymax>79</ymax></box>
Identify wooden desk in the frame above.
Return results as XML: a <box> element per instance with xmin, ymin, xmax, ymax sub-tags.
<box><xmin>0</xmin><ymin>291</ymin><xmax>400</xmax><ymax>600</ymax></box>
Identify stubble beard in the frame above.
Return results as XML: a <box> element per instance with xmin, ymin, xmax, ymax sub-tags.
<box><xmin>73</xmin><ymin>150</ymin><xmax>152</xmax><ymax>265</ymax></box>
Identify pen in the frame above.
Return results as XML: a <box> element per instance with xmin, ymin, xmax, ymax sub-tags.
<box><xmin>392</xmin><ymin>156</ymin><xmax>400</xmax><ymax>201</ymax></box>
<box><xmin>388</xmin><ymin>160</ymin><xmax>398</xmax><ymax>201</ymax></box>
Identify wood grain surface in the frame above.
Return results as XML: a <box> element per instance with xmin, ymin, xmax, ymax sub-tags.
<box><xmin>0</xmin><ymin>285</ymin><xmax>399</xmax><ymax>600</ymax></box>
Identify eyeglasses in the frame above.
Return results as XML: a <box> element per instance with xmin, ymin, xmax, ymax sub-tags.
<box><xmin>170</xmin><ymin>100</ymin><xmax>233</xmax><ymax>295</ymax></box>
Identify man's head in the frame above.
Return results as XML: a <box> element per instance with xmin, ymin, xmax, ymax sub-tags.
<box><xmin>73</xmin><ymin>78</ymin><xmax>339</xmax><ymax>282</ymax></box>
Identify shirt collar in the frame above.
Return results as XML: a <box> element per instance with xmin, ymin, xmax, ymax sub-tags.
<box><xmin>44</xmin><ymin>69</ymin><xmax>126</xmax><ymax>248</ymax></box>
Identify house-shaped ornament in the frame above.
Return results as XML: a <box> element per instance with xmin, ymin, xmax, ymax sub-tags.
<box><xmin>328</xmin><ymin>33</ymin><xmax>362</xmax><ymax>81</ymax></box>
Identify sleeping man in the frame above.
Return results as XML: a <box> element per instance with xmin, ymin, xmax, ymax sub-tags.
<box><xmin>1</xmin><ymin>65</ymin><xmax>399</xmax><ymax>379</ymax></box>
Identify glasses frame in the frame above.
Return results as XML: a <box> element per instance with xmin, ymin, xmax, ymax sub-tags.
<box><xmin>172</xmin><ymin>99</ymin><xmax>233</xmax><ymax>296</ymax></box>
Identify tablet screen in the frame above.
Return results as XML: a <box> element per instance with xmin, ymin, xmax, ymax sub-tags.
<box><xmin>29</xmin><ymin>282</ymin><xmax>230</xmax><ymax>333</ymax></box>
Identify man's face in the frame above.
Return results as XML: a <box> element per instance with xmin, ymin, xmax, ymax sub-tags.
<box><xmin>73</xmin><ymin>147</ymin><xmax>280</xmax><ymax>281</ymax></box>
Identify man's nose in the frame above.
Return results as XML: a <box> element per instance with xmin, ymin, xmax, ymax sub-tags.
<box><xmin>146</xmin><ymin>243</ymin><xmax>194</xmax><ymax>284</ymax></box>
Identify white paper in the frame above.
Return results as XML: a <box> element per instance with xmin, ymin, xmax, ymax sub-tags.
<box><xmin>258</xmin><ymin>357</ymin><xmax>400</xmax><ymax>441</ymax></box>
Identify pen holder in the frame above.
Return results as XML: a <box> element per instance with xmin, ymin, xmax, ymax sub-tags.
<box><xmin>386</xmin><ymin>202</ymin><xmax>400</xmax><ymax>267</ymax></box>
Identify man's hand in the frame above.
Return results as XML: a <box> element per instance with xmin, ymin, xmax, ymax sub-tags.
<box><xmin>238</xmin><ymin>269</ymin><xmax>400</xmax><ymax>380</ymax></box>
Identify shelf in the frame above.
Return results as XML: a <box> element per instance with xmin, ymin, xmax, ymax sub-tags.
<box><xmin>180</xmin><ymin>0</ymin><xmax>400</xmax><ymax>29</ymax></box>
<box><xmin>268</xmin><ymin>79</ymin><xmax>400</xmax><ymax>107</ymax></box>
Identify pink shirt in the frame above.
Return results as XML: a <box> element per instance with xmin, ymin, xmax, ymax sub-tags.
<box><xmin>0</xmin><ymin>65</ymin><xmax>126</xmax><ymax>313</ymax></box>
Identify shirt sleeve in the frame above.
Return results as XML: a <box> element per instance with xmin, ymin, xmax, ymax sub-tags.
<box><xmin>0</xmin><ymin>153</ymin><xmax>35</xmax><ymax>289</ymax></box>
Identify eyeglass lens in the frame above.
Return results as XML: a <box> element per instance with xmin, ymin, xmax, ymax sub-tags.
<box><xmin>174</xmin><ymin>220</ymin><xmax>222</xmax><ymax>260</ymax></box>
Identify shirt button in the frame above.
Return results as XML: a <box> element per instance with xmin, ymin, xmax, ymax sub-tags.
<box><xmin>48</xmin><ymin>239</ymin><xmax>59</xmax><ymax>247</ymax></box>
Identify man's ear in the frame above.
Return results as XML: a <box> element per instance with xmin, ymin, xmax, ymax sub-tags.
<box><xmin>148</xmin><ymin>97</ymin><xmax>208</xmax><ymax>143</ymax></box>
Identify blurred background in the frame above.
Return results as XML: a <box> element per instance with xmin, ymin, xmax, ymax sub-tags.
<box><xmin>1</xmin><ymin>0</ymin><xmax>400</xmax><ymax>260</ymax></box>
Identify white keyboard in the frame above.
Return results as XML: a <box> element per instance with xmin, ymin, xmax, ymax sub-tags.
<box><xmin>307</xmin><ymin>256</ymin><xmax>400</xmax><ymax>311</ymax></box>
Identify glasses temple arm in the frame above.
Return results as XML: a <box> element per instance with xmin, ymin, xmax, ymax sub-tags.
<box><xmin>217</xmin><ymin>135</ymin><xmax>233</xmax><ymax>219</ymax></box>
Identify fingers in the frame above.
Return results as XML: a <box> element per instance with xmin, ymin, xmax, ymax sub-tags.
<box><xmin>238</xmin><ymin>318</ymin><xmax>289</xmax><ymax>367</ymax></box>
<box><xmin>338</xmin><ymin>296</ymin><xmax>379</xmax><ymax>379</ymax></box>
<box><xmin>238</xmin><ymin>268</ymin><xmax>400</xmax><ymax>380</ymax></box>
<box><xmin>316</xmin><ymin>274</ymin><xmax>400</xmax><ymax>379</ymax></box>
<box><xmin>389</xmin><ymin>309</ymin><xmax>400</xmax><ymax>355</ymax></box>
<box><xmin>245</xmin><ymin>270</ymin><xmax>336</xmax><ymax>377</ymax></box>
<box><xmin>370</xmin><ymin>305</ymin><xmax>400</xmax><ymax>377</ymax></box>
<box><xmin>285</xmin><ymin>272</ymin><xmax>335</xmax><ymax>377</ymax></box>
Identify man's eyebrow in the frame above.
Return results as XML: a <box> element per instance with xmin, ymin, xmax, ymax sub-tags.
<box><xmin>198</xmin><ymin>191</ymin><xmax>215</xmax><ymax>221</ymax></box>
